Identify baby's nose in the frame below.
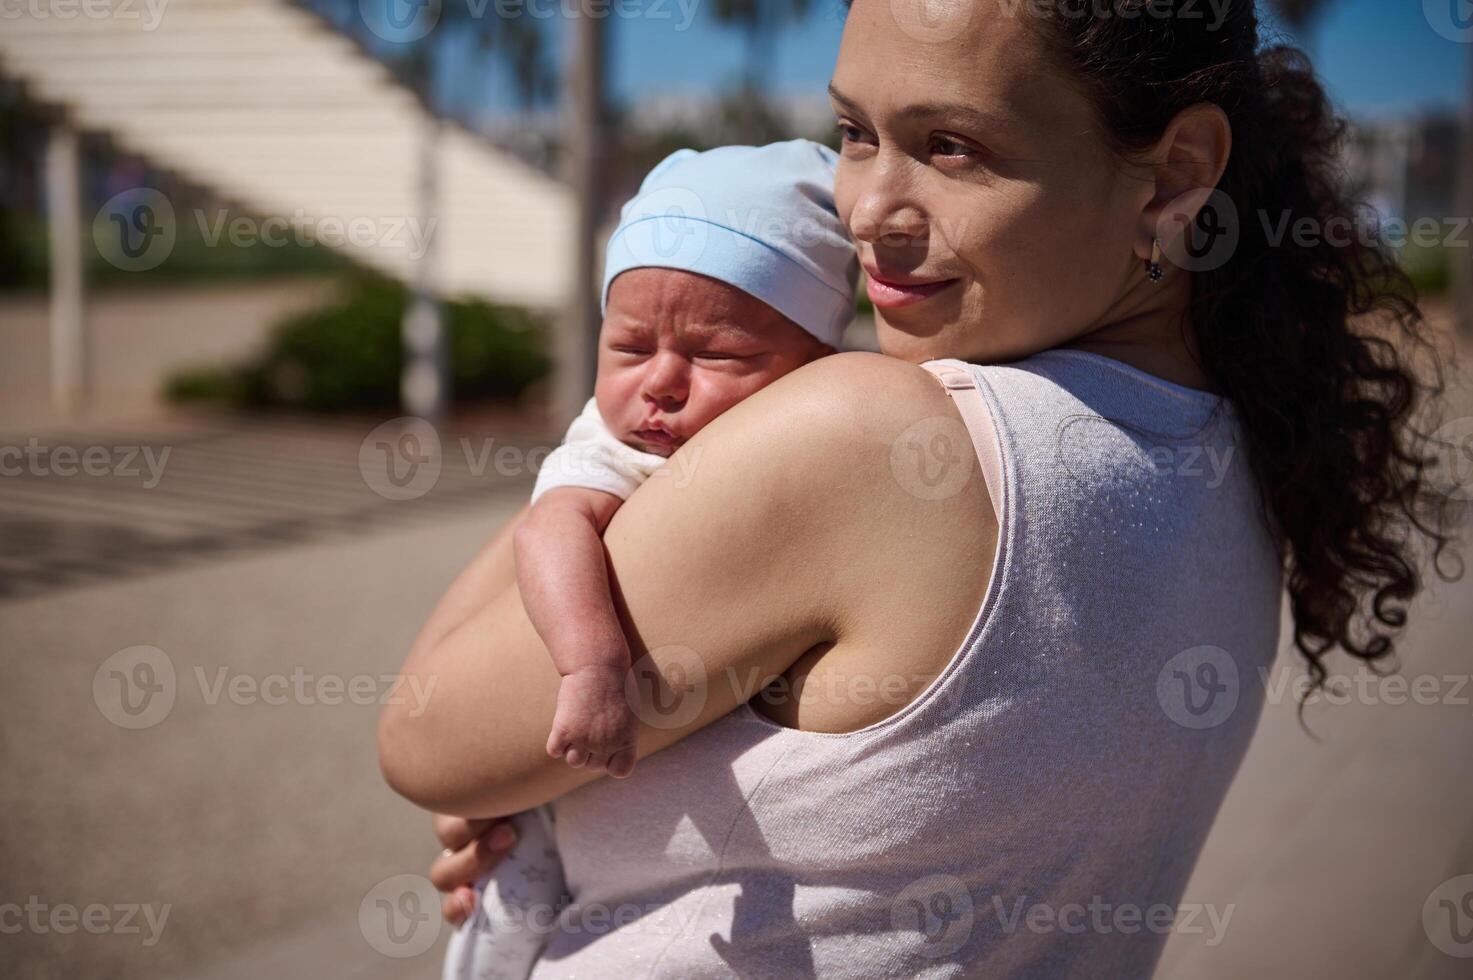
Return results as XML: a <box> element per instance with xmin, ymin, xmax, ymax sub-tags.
<box><xmin>641</xmin><ymin>353</ymin><xmax>690</xmax><ymax>406</ymax></box>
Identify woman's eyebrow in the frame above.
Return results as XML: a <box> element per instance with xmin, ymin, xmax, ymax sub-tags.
<box><xmin>827</xmin><ymin>82</ymin><xmax>873</xmax><ymax>120</ymax></box>
<box><xmin>829</xmin><ymin>82</ymin><xmax>1008</xmax><ymax>133</ymax></box>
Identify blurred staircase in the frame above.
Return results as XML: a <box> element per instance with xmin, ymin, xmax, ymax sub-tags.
<box><xmin>0</xmin><ymin>0</ymin><xmax>573</xmax><ymax>307</ymax></box>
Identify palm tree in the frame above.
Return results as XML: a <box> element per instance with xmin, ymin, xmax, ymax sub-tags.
<box><xmin>301</xmin><ymin>1</ymin><xmax>562</xmax><ymax>417</ymax></box>
<box><xmin>710</xmin><ymin>0</ymin><xmax>812</xmax><ymax>141</ymax></box>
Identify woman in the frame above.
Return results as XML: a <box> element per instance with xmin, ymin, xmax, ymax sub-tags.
<box><xmin>380</xmin><ymin>1</ymin><xmax>1452</xmax><ymax>975</ymax></box>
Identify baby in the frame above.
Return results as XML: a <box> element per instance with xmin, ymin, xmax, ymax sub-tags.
<box><xmin>442</xmin><ymin>139</ymin><xmax>859</xmax><ymax>980</ymax></box>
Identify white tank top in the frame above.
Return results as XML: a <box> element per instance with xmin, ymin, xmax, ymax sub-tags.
<box><xmin>527</xmin><ymin>350</ymin><xmax>1283</xmax><ymax>979</ymax></box>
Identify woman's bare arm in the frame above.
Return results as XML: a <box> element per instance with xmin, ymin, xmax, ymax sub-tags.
<box><xmin>378</xmin><ymin>353</ymin><xmax>970</xmax><ymax>817</ymax></box>
<box><xmin>412</xmin><ymin>501</ymin><xmax>529</xmax><ymax>655</ymax></box>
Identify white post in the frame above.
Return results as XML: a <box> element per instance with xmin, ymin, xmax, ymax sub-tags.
<box><xmin>556</xmin><ymin>1</ymin><xmax>605</xmax><ymax>429</ymax></box>
<box><xmin>1456</xmin><ymin>47</ymin><xmax>1472</xmax><ymax>337</ymax></box>
<box><xmin>45</xmin><ymin>122</ymin><xmax>87</xmax><ymax>418</ymax></box>
<box><xmin>401</xmin><ymin>117</ymin><xmax>446</xmax><ymax>421</ymax></box>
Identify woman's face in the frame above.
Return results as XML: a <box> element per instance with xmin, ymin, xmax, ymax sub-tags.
<box><xmin>831</xmin><ymin>0</ymin><xmax>1155</xmax><ymax>364</ymax></box>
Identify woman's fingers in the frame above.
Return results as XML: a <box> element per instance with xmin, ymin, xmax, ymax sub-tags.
<box><xmin>428</xmin><ymin>820</ymin><xmax>520</xmax><ymax>895</ymax></box>
<box><xmin>432</xmin><ymin>813</ymin><xmax>492</xmax><ymax>852</ymax></box>
<box><xmin>442</xmin><ymin>885</ymin><xmax>476</xmax><ymax>927</ymax></box>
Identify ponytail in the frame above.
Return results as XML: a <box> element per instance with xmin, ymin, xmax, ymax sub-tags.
<box><xmin>1037</xmin><ymin>3</ymin><xmax>1460</xmax><ymax>693</ymax></box>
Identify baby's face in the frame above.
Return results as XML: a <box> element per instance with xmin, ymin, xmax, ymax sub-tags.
<box><xmin>594</xmin><ymin>267</ymin><xmax>834</xmax><ymax>457</ymax></box>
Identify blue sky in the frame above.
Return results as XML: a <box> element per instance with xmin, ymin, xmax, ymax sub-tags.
<box><xmin>592</xmin><ymin>0</ymin><xmax>1467</xmax><ymax>119</ymax></box>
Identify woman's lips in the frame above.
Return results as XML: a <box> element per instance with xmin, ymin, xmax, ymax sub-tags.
<box><xmin>864</xmin><ymin>271</ymin><xmax>959</xmax><ymax>309</ymax></box>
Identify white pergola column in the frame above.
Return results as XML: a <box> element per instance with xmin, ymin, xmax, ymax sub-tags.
<box><xmin>401</xmin><ymin>116</ymin><xmax>446</xmax><ymax>421</ymax></box>
<box><xmin>45</xmin><ymin>121</ymin><xmax>87</xmax><ymax>418</ymax></box>
<box><xmin>1457</xmin><ymin>47</ymin><xmax>1472</xmax><ymax>337</ymax></box>
<box><xmin>556</xmin><ymin>3</ymin><xmax>605</xmax><ymax>429</ymax></box>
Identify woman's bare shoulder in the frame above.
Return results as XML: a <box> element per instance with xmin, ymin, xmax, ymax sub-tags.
<box><xmin>764</xmin><ymin>350</ymin><xmax>947</xmax><ymax>412</ymax></box>
<box><xmin>654</xmin><ymin>348</ymin><xmax>987</xmax><ymax>569</ymax></box>
<box><xmin>694</xmin><ymin>351</ymin><xmax>959</xmax><ymax>477</ymax></box>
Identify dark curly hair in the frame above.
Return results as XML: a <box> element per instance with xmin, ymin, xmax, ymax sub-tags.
<box><xmin>1027</xmin><ymin>0</ymin><xmax>1460</xmax><ymax>693</ymax></box>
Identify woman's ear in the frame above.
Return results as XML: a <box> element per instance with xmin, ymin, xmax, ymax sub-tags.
<box><xmin>1135</xmin><ymin>102</ymin><xmax>1233</xmax><ymax>262</ymax></box>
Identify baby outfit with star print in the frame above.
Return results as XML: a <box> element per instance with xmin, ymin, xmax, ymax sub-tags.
<box><xmin>441</xmin><ymin>807</ymin><xmax>565</xmax><ymax>980</ymax></box>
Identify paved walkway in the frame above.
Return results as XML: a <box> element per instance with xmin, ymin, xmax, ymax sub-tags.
<box><xmin>2</xmin><ymin>502</ymin><xmax>516</xmax><ymax>980</ymax></box>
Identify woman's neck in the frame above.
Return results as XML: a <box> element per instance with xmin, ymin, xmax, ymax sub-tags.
<box><xmin>1063</xmin><ymin>287</ymin><xmax>1214</xmax><ymax>393</ymax></box>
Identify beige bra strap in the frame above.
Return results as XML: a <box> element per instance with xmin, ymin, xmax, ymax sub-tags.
<box><xmin>918</xmin><ymin>359</ymin><xmax>1005</xmax><ymax>521</ymax></box>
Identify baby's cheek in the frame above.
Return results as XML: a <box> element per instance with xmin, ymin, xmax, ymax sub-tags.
<box><xmin>687</xmin><ymin>373</ymin><xmax>764</xmax><ymax>430</ymax></box>
<box><xmin>593</xmin><ymin>369</ymin><xmax>639</xmax><ymax>426</ymax></box>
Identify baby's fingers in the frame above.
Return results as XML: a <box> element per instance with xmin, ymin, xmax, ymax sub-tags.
<box><xmin>608</xmin><ymin>749</ymin><xmax>636</xmax><ymax>779</ymax></box>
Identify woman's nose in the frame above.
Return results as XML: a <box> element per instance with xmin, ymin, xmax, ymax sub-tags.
<box><xmin>847</xmin><ymin>155</ymin><xmax>928</xmax><ymax>247</ymax></box>
<box><xmin>641</xmin><ymin>352</ymin><xmax>689</xmax><ymax>410</ymax></box>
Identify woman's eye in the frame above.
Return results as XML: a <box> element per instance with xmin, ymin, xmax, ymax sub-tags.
<box><xmin>931</xmin><ymin>135</ymin><xmax>972</xmax><ymax>157</ymax></box>
<box><xmin>835</xmin><ymin>120</ymin><xmax>867</xmax><ymax>144</ymax></box>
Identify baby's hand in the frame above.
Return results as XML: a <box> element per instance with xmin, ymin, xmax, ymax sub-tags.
<box><xmin>547</xmin><ymin>664</ymin><xmax>639</xmax><ymax>779</ymax></box>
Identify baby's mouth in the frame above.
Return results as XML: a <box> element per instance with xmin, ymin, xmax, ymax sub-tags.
<box><xmin>632</xmin><ymin>427</ymin><xmax>680</xmax><ymax>454</ymax></box>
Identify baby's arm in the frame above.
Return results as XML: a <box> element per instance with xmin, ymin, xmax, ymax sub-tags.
<box><xmin>513</xmin><ymin>486</ymin><xmax>638</xmax><ymax>778</ymax></box>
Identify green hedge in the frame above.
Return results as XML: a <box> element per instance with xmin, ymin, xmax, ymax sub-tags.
<box><xmin>167</xmin><ymin>276</ymin><xmax>550</xmax><ymax>411</ymax></box>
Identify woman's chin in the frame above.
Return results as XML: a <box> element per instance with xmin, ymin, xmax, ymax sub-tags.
<box><xmin>873</xmin><ymin>306</ymin><xmax>971</xmax><ymax>363</ymax></box>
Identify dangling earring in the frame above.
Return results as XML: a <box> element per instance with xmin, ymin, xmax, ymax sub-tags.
<box><xmin>1146</xmin><ymin>238</ymin><xmax>1164</xmax><ymax>283</ymax></box>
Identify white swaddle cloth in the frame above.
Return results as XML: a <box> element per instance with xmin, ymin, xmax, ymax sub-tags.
<box><xmin>530</xmin><ymin>397</ymin><xmax>668</xmax><ymax>505</ymax></box>
<box><xmin>441</xmin><ymin>808</ymin><xmax>565</xmax><ymax>980</ymax></box>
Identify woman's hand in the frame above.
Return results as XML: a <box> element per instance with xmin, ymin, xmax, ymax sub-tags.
<box><xmin>428</xmin><ymin>814</ymin><xmax>520</xmax><ymax>926</ymax></box>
